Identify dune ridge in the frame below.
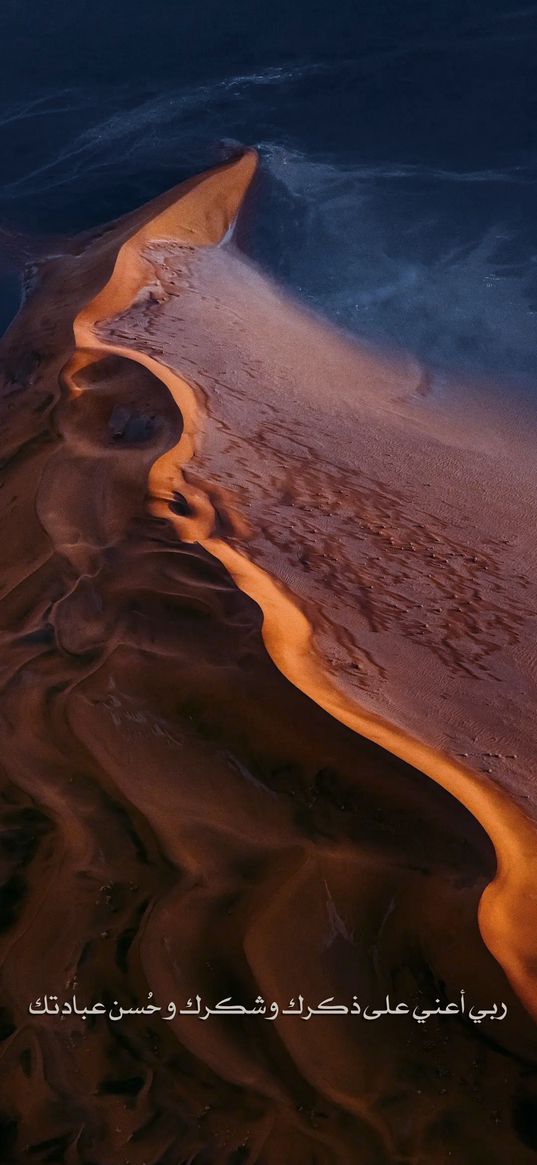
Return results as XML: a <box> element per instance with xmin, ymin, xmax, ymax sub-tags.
<box><xmin>63</xmin><ymin>151</ymin><xmax>537</xmax><ymax>1020</ymax></box>
<box><xmin>0</xmin><ymin>150</ymin><xmax>536</xmax><ymax>1161</ymax></box>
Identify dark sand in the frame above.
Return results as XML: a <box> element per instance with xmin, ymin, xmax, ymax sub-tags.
<box><xmin>0</xmin><ymin>152</ymin><xmax>536</xmax><ymax>1163</ymax></box>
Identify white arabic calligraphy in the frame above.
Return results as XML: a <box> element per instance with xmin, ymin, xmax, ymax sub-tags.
<box><xmin>27</xmin><ymin>989</ymin><xmax>508</xmax><ymax>1024</ymax></box>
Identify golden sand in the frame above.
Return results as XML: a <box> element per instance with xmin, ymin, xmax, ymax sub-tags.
<box><xmin>0</xmin><ymin>151</ymin><xmax>536</xmax><ymax>1161</ymax></box>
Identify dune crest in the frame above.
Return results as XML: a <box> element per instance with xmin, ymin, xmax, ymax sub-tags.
<box><xmin>1</xmin><ymin>151</ymin><xmax>537</xmax><ymax>1161</ymax></box>
<box><xmin>64</xmin><ymin>152</ymin><xmax>537</xmax><ymax>1020</ymax></box>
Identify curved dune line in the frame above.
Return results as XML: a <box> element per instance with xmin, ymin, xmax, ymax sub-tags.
<box><xmin>61</xmin><ymin>152</ymin><xmax>537</xmax><ymax>1021</ymax></box>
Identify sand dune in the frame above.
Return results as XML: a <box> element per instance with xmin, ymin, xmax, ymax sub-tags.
<box><xmin>0</xmin><ymin>151</ymin><xmax>536</xmax><ymax>1162</ymax></box>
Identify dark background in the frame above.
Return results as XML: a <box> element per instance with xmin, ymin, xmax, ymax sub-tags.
<box><xmin>0</xmin><ymin>0</ymin><xmax>536</xmax><ymax>389</ymax></box>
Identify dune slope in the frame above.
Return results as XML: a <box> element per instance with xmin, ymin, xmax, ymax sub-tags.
<box><xmin>0</xmin><ymin>151</ymin><xmax>536</xmax><ymax>1163</ymax></box>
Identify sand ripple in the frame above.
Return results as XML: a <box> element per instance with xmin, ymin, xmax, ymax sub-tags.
<box><xmin>0</xmin><ymin>153</ymin><xmax>536</xmax><ymax>1163</ymax></box>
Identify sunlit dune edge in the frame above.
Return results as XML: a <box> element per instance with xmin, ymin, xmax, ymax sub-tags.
<box><xmin>60</xmin><ymin>148</ymin><xmax>537</xmax><ymax>1025</ymax></box>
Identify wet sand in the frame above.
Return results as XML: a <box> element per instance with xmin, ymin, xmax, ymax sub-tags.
<box><xmin>0</xmin><ymin>151</ymin><xmax>536</xmax><ymax>1162</ymax></box>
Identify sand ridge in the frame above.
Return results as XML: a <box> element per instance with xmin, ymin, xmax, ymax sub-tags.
<box><xmin>0</xmin><ymin>150</ymin><xmax>536</xmax><ymax>1162</ymax></box>
<box><xmin>64</xmin><ymin>152</ymin><xmax>537</xmax><ymax>1021</ymax></box>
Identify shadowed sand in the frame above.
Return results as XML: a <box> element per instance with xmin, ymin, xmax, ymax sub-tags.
<box><xmin>0</xmin><ymin>151</ymin><xmax>536</xmax><ymax>1162</ymax></box>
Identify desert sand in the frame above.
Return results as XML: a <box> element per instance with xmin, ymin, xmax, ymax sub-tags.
<box><xmin>0</xmin><ymin>150</ymin><xmax>536</xmax><ymax>1162</ymax></box>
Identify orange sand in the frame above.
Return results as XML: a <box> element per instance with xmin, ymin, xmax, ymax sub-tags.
<box><xmin>0</xmin><ymin>150</ymin><xmax>536</xmax><ymax>1162</ymax></box>
<box><xmin>65</xmin><ymin>151</ymin><xmax>537</xmax><ymax>1019</ymax></box>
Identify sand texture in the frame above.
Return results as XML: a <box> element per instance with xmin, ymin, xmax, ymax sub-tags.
<box><xmin>0</xmin><ymin>151</ymin><xmax>536</xmax><ymax>1163</ymax></box>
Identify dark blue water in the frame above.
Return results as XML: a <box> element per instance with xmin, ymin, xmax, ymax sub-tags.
<box><xmin>1</xmin><ymin>0</ymin><xmax>536</xmax><ymax>388</ymax></box>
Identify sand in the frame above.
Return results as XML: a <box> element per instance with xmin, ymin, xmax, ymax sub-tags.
<box><xmin>0</xmin><ymin>150</ymin><xmax>536</xmax><ymax>1162</ymax></box>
